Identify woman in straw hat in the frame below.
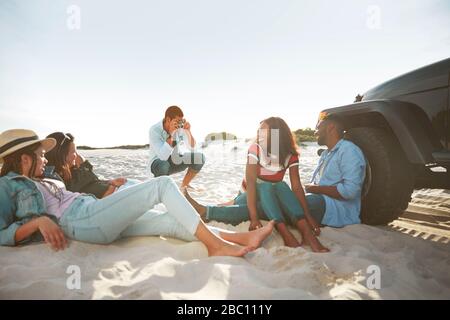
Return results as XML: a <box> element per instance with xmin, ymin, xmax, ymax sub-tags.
<box><xmin>0</xmin><ymin>129</ymin><xmax>274</xmax><ymax>256</ymax></box>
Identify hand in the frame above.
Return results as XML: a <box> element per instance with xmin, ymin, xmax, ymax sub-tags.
<box><xmin>110</xmin><ymin>177</ymin><xmax>127</xmax><ymax>187</ymax></box>
<box><xmin>183</xmin><ymin>121</ymin><xmax>191</xmax><ymax>131</ymax></box>
<box><xmin>102</xmin><ymin>184</ymin><xmax>117</xmax><ymax>198</ymax></box>
<box><xmin>169</xmin><ymin>119</ymin><xmax>179</xmax><ymax>135</ymax></box>
<box><xmin>75</xmin><ymin>152</ymin><xmax>85</xmax><ymax>168</ymax></box>
<box><xmin>249</xmin><ymin>219</ymin><xmax>263</xmax><ymax>231</ymax></box>
<box><xmin>166</xmin><ymin>136</ymin><xmax>174</xmax><ymax>146</ymax></box>
<box><xmin>305</xmin><ymin>184</ymin><xmax>318</xmax><ymax>194</ymax></box>
<box><xmin>37</xmin><ymin>217</ymin><xmax>67</xmax><ymax>251</ymax></box>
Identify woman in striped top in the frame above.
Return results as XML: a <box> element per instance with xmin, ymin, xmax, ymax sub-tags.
<box><xmin>244</xmin><ymin>117</ymin><xmax>328</xmax><ymax>252</ymax></box>
<box><xmin>184</xmin><ymin>117</ymin><xmax>328</xmax><ymax>252</ymax></box>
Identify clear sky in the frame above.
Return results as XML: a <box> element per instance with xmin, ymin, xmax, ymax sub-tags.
<box><xmin>1</xmin><ymin>0</ymin><xmax>449</xmax><ymax>147</ymax></box>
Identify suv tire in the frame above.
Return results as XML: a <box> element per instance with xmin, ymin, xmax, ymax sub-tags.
<box><xmin>345</xmin><ymin>127</ymin><xmax>415</xmax><ymax>225</ymax></box>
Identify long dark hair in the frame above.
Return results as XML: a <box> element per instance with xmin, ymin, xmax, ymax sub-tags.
<box><xmin>0</xmin><ymin>143</ymin><xmax>41</xmax><ymax>178</ymax></box>
<box><xmin>45</xmin><ymin>132</ymin><xmax>74</xmax><ymax>182</ymax></box>
<box><xmin>259</xmin><ymin>117</ymin><xmax>299</xmax><ymax>168</ymax></box>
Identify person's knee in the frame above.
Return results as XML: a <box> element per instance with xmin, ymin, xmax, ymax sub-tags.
<box><xmin>153</xmin><ymin>161</ymin><xmax>170</xmax><ymax>176</ymax></box>
<box><xmin>156</xmin><ymin>175</ymin><xmax>174</xmax><ymax>186</ymax></box>
<box><xmin>152</xmin><ymin>176</ymin><xmax>177</xmax><ymax>199</ymax></box>
<box><xmin>288</xmin><ymin>211</ymin><xmax>304</xmax><ymax>224</ymax></box>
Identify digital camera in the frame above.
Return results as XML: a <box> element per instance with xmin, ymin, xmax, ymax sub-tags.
<box><xmin>177</xmin><ymin>119</ymin><xmax>186</xmax><ymax>129</ymax></box>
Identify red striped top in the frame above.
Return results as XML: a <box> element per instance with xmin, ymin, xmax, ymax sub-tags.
<box><xmin>241</xmin><ymin>143</ymin><xmax>299</xmax><ymax>191</ymax></box>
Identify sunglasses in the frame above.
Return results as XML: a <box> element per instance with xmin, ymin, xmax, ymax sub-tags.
<box><xmin>57</xmin><ymin>133</ymin><xmax>74</xmax><ymax>151</ymax></box>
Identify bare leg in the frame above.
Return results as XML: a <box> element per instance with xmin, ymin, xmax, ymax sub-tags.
<box><xmin>194</xmin><ymin>221</ymin><xmax>253</xmax><ymax>257</ymax></box>
<box><xmin>181</xmin><ymin>168</ymin><xmax>199</xmax><ymax>189</ymax></box>
<box><xmin>183</xmin><ymin>189</ymin><xmax>237</xmax><ymax>216</ymax></box>
<box><xmin>296</xmin><ymin>219</ymin><xmax>329</xmax><ymax>253</ymax></box>
<box><xmin>276</xmin><ymin>222</ymin><xmax>301</xmax><ymax>248</ymax></box>
<box><xmin>218</xmin><ymin>220</ymin><xmax>275</xmax><ymax>248</ymax></box>
<box><xmin>183</xmin><ymin>188</ymin><xmax>207</xmax><ymax>218</ymax></box>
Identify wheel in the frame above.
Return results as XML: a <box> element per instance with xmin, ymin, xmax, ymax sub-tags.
<box><xmin>345</xmin><ymin>127</ymin><xmax>415</xmax><ymax>225</ymax></box>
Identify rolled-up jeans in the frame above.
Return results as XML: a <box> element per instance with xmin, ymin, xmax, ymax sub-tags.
<box><xmin>59</xmin><ymin>176</ymin><xmax>222</xmax><ymax>244</ymax></box>
<box><xmin>151</xmin><ymin>152</ymin><xmax>206</xmax><ymax>177</ymax></box>
<box><xmin>206</xmin><ymin>182</ymin><xmax>326</xmax><ymax>226</ymax></box>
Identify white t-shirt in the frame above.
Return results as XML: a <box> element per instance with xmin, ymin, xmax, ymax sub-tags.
<box><xmin>34</xmin><ymin>179</ymin><xmax>81</xmax><ymax>219</ymax></box>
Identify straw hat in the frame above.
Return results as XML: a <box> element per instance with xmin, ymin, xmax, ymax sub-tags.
<box><xmin>0</xmin><ymin>129</ymin><xmax>56</xmax><ymax>164</ymax></box>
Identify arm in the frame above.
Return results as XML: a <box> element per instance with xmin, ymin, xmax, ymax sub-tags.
<box><xmin>334</xmin><ymin>149</ymin><xmax>366</xmax><ymax>200</ymax></box>
<box><xmin>149</xmin><ymin>128</ymin><xmax>174</xmax><ymax>161</ymax></box>
<box><xmin>75</xmin><ymin>152</ymin><xmax>85</xmax><ymax>168</ymax></box>
<box><xmin>0</xmin><ymin>185</ymin><xmax>21</xmax><ymax>246</ymax></box>
<box><xmin>0</xmin><ymin>222</ymin><xmax>22</xmax><ymax>246</ymax></box>
<box><xmin>183</xmin><ymin>121</ymin><xmax>196</xmax><ymax>148</ymax></box>
<box><xmin>101</xmin><ymin>184</ymin><xmax>117</xmax><ymax>198</ymax></box>
<box><xmin>166</xmin><ymin>135</ymin><xmax>174</xmax><ymax>147</ymax></box>
<box><xmin>306</xmin><ymin>146</ymin><xmax>366</xmax><ymax>200</ymax></box>
<box><xmin>306</xmin><ymin>185</ymin><xmax>343</xmax><ymax>200</ymax></box>
<box><xmin>1</xmin><ymin>215</ymin><xmax>67</xmax><ymax>251</ymax></box>
<box><xmin>290</xmin><ymin>166</ymin><xmax>321</xmax><ymax>234</ymax></box>
<box><xmin>184</xmin><ymin>129</ymin><xmax>196</xmax><ymax>148</ymax></box>
<box><xmin>0</xmin><ymin>184</ymin><xmax>66</xmax><ymax>250</ymax></box>
<box><xmin>108</xmin><ymin>177</ymin><xmax>127</xmax><ymax>187</ymax></box>
<box><xmin>245</xmin><ymin>161</ymin><xmax>262</xmax><ymax>230</ymax></box>
<box><xmin>14</xmin><ymin>217</ymin><xmax>41</xmax><ymax>243</ymax></box>
<box><xmin>15</xmin><ymin>216</ymin><xmax>67</xmax><ymax>251</ymax></box>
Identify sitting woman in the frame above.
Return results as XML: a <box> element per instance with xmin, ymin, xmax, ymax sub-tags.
<box><xmin>0</xmin><ymin>129</ymin><xmax>274</xmax><ymax>257</ymax></box>
<box><xmin>185</xmin><ymin>117</ymin><xmax>329</xmax><ymax>252</ymax></box>
<box><xmin>45</xmin><ymin>132</ymin><xmax>136</xmax><ymax>198</ymax></box>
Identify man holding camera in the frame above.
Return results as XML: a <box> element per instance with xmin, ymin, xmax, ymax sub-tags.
<box><xmin>148</xmin><ymin>105</ymin><xmax>206</xmax><ymax>189</ymax></box>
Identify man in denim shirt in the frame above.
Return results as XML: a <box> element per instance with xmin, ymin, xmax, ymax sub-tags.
<box><xmin>304</xmin><ymin>114</ymin><xmax>366</xmax><ymax>227</ymax></box>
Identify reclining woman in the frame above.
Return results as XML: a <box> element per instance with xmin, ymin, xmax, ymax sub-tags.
<box><xmin>45</xmin><ymin>132</ymin><xmax>137</xmax><ymax>198</ymax></box>
<box><xmin>0</xmin><ymin>129</ymin><xmax>274</xmax><ymax>257</ymax></box>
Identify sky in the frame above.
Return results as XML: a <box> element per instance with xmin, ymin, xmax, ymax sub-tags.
<box><xmin>1</xmin><ymin>0</ymin><xmax>449</xmax><ymax>147</ymax></box>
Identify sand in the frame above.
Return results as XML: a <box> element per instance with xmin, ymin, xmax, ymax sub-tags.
<box><xmin>1</xmin><ymin>141</ymin><xmax>449</xmax><ymax>299</ymax></box>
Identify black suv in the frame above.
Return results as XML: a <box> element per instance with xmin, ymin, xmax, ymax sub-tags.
<box><xmin>320</xmin><ymin>58</ymin><xmax>450</xmax><ymax>225</ymax></box>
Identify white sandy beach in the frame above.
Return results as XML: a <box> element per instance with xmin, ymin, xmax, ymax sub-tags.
<box><xmin>1</xmin><ymin>141</ymin><xmax>449</xmax><ymax>299</ymax></box>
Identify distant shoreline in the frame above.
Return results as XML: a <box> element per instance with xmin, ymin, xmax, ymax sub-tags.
<box><xmin>78</xmin><ymin>128</ymin><xmax>317</xmax><ymax>150</ymax></box>
<box><xmin>78</xmin><ymin>144</ymin><xmax>149</xmax><ymax>150</ymax></box>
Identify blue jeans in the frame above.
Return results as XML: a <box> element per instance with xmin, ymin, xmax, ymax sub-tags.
<box><xmin>207</xmin><ymin>181</ymin><xmax>326</xmax><ymax>226</ymax></box>
<box><xmin>151</xmin><ymin>152</ymin><xmax>206</xmax><ymax>177</ymax></box>
<box><xmin>59</xmin><ymin>176</ymin><xmax>222</xmax><ymax>244</ymax></box>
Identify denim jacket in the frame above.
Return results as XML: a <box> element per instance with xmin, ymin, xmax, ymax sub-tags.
<box><xmin>0</xmin><ymin>172</ymin><xmax>57</xmax><ymax>246</ymax></box>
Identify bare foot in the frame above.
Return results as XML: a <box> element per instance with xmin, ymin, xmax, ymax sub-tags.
<box><xmin>283</xmin><ymin>234</ymin><xmax>302</xmax><ymax>248</ymax></box>
<box><xmin>181</xmin><ymin>184</ymin><xmax>196</xmax><ymax>191</ymax></box>
<box><xmin>302</xmin><ymin>232</ymin><xmax>330</xmax><ymax>253</ymax></box>
<box><xmin>208</xmin><ymin>243</ymin><xmax>254</xmax><ymax>257</ymax></box>
<box><xmin>183</xmin><ymin>189</ymin><xmax>207</xmax><ymax>218</ymax></box>
<box><xmin>276</xmin><ymin>223</ymin><xmax>301</xmax><ymax>248</ymax></box>
<box><xmin>246</xmin><ymin>220</ymin><xmax>275</xmax><ymax>248</ymax></box>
